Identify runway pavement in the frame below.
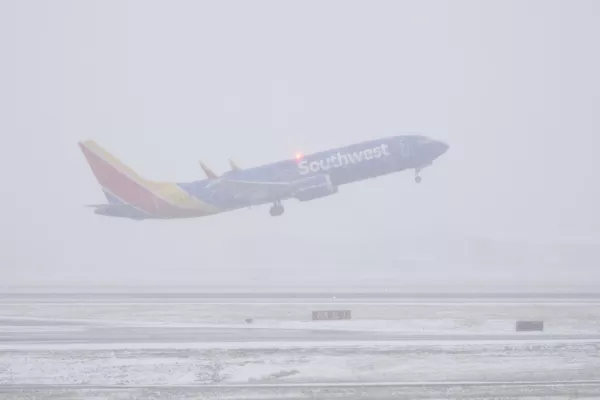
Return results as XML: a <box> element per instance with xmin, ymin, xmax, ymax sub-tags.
<box><xmin>3</xmin><ymin>291</ymin><xmax>600</xmax><ymax>302</ymax></box>
<box><xmin>3</xmin><ymin>381</ymin><xmax>600</xmax><ymax>399</ymax></box>
<box><xmin>2</xmin><ymin>316</ymin><xmax>600</xmax><ymax>345</ymax></box>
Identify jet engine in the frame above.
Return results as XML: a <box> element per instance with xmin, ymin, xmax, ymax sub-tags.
<box><xmin>293</xmin><ymin>174</ymin><xmax>338</xmax><ymax>201</ymax></box>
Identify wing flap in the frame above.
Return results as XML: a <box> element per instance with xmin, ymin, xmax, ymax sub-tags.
<box><xmin>210</xmin><ymin>178</ymin><xmax>294</xmax><ymax>202</ymax></box>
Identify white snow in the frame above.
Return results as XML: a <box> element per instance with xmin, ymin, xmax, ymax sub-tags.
<box><xmin>2</xmin><ymin>341</ymin><xmax>599</xmax><ymax>385</ymax></box>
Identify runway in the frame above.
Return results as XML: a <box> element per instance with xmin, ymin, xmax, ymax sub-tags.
<box><xmin>3</xmin><ymin>381</ymin><xmax>600</xmax><ymax>399</ymax></box>
<box><xmin>4</xmin><ymin>291</ymin><xmax>600</xmax><ymax>302</ymax></box>
<box><xmin>2</xmin><ymin>292</ymin><xmax>600</xmax><ymax>399</ymax></box>
<box><xmin>6</xmin><ymin>380</ymin><xmax>600</xmax><ymax>389</ymax></box>
<box><xmin>3</xmin><ymin>316</ymin><xmax>600</xmax><ymax>346</ymax></box>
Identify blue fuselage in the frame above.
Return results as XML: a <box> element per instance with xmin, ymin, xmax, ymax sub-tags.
<box><xmin>177</xmin><ymin>134</ymin><xmax>449</xmax><ymax>211</ymax></box>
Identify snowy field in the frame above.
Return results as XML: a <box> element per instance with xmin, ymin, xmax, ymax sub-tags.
<box><xmin>1</xmin><ymin>294</ymin><xmax>600</xmax><ymax>399</ymax></box>
<box><xmin>3</xmin><ymin>341</ymin><xmax>600</xmax><ymax>385</ymax></box>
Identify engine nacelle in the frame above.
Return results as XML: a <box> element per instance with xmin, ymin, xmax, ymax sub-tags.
<box><xmin>293</xmin><ymin>174</ymin><xmax>338</xmax><ymax>202</ymax></box>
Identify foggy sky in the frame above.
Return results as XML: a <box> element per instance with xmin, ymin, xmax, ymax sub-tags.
<box><xmin>1</xmin><ymin>0</ymin><xmax>599</xmax><ymax>288</ymax></box>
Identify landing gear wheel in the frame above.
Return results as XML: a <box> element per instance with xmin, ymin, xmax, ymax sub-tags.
<box><xmin>414</xmin><ymin>168</ymin><xmax>422</xmax><ymax>184</ymax></box>
<box><xmin>269</xmin><ymin>202</ymin><xmax>284</xmax><ymax>217</ymax></box>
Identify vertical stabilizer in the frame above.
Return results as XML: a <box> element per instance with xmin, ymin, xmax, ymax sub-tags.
<box><xmin>79</xmin><ymin>140</ymin><xmax>149</xmax><ymax>185</ymax></box>
<box><xmin>78</xmin><ymin>140</ymin><xmax>154</xmax><ymax>211</ymax></box>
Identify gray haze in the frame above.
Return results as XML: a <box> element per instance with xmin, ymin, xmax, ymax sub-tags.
<box><xmin>1</xmin><ymin>0</ymin><xmax>599</xmax><ymax>288</ymax></box>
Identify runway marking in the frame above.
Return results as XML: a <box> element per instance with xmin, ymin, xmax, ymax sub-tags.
<box><xmin>2</xmin><ymin>337</ymin><xmax>600</xmax><ymax>351</ymax></box>
<box><xmin>2</xmin><ymin>380</ymin><xmax>600</xmax><ymax>390</ymax></box>
<box><xmin>4</xmin><ymin>301</ymin><xmax>600</xmax><ymax>306</ymax></box>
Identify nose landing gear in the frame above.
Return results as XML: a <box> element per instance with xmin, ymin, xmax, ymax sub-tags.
<box><xmin>269</xmin><ymin>201</ymin><xmax>285</xmax><ymax>217</ymax></box>
<box><xmin>415</xmin><ymin>169</ymin><xmax>422</xmax><ymax>183</ymax></box>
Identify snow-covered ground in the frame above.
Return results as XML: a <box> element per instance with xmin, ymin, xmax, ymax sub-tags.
<box><xmin>1</xmin><ymin>296</ymin><xmax>600</xmax><ymax>397</ymax></box>
<box><xmin>2</xmin><ymin>341</ymin><xmax>600</xmax><ymax>385</ymax></box>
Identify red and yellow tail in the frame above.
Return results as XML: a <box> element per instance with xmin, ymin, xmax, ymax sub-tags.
<box><xmin>78</xmin><ymin>140</ymin><xmax>219</xmax><ymax>217</ymax></box>
<box><xmin>79</xmin><ymin>140</ymin><xmax>155</xmax><ymax>209</ymax></box>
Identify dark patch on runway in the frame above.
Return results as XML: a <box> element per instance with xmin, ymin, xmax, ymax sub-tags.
<box><xmin>0</xmin><ymin>317</ymin><xmax>87</xmax><ymax>326</ymax></box>
<box><xmin>2</xmin><ymin>381</ymin><xmax>600</xmax><ymax>400</ymax></box>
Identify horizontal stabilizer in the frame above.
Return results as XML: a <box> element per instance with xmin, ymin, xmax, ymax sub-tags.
<box><xmin>199</xmin><ymin>161</ymin><xmax>218</xmax><ymax>179</ymax></box>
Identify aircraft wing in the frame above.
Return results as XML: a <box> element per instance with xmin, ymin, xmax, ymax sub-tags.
<box><xmin>209</xmin><ymin>178</ymin><xmax>295</xmax><ymax>202</ymax></box>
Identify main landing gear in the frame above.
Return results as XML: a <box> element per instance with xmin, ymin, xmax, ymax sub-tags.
<box><xmin>414</xmin><ymin>163</ymin><xmax>431</xmax><ymax>183</ymax></box>
<box><xmin>269</xmin><ymin>201</ymin><xmax>284</xmax><ymax>217</ymax></box>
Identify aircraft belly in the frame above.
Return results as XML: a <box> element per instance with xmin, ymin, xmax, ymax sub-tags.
<box><xmin>327</xmin><ymin>162</ymin><xmax>391</xmax><ymax>185</ymax></box>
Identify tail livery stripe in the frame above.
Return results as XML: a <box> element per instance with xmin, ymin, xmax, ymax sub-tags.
<box><xmin>102</xmin><ymin>189</ymin><xmax>125</xmax><ymax>205</ymax></box>
<box><xmin>79</xmin><ymin>142</ymin><xmax>204</xmax><ymax>217</ymax></box>
<box><xmin>80</xmin><ymin>143</ymin><xmax>165</xmax><ymax>214</ymax></box>
<box><xmin>80</xmin><ymin>140</ymin><xmax>147</xmax><ymax>185</ymax></box>
<box><xmin>79</xmin><ymin>141</ymin><xmax>220</xmax><ymax>217</ymax></box>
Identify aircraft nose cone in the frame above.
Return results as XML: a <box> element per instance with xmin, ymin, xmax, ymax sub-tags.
<box><xmin>438</xmin><ymin>141</ymin><xmax>449</xmax><ymax>155</ymax></box>
<box><xmin>427</xmin><ymin>140</ymin><xmax>449</xmax><ymax>159</ymax></box>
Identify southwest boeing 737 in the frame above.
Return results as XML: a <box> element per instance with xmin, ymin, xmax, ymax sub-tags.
<box><xmin>79</xmin><ymin>135</ymin><xmax>449</xmax><ymax>220</ymax></box>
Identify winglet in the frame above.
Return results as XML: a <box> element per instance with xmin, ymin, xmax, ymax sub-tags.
<box><xmin>229</xmin><ymin>159</ymin><xmax>241</xmax><ymax>171</ymax></box>
<box><xmin>198</xmin><ymin>161</ymin><xmax>219</xmax><ymax>179</ymax></box>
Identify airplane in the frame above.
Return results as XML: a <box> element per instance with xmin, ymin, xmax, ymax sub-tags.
<box><xmin>78</xmin><ymin>134</ymin><xmax>449</xmax><ymax>220</ymax></box>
